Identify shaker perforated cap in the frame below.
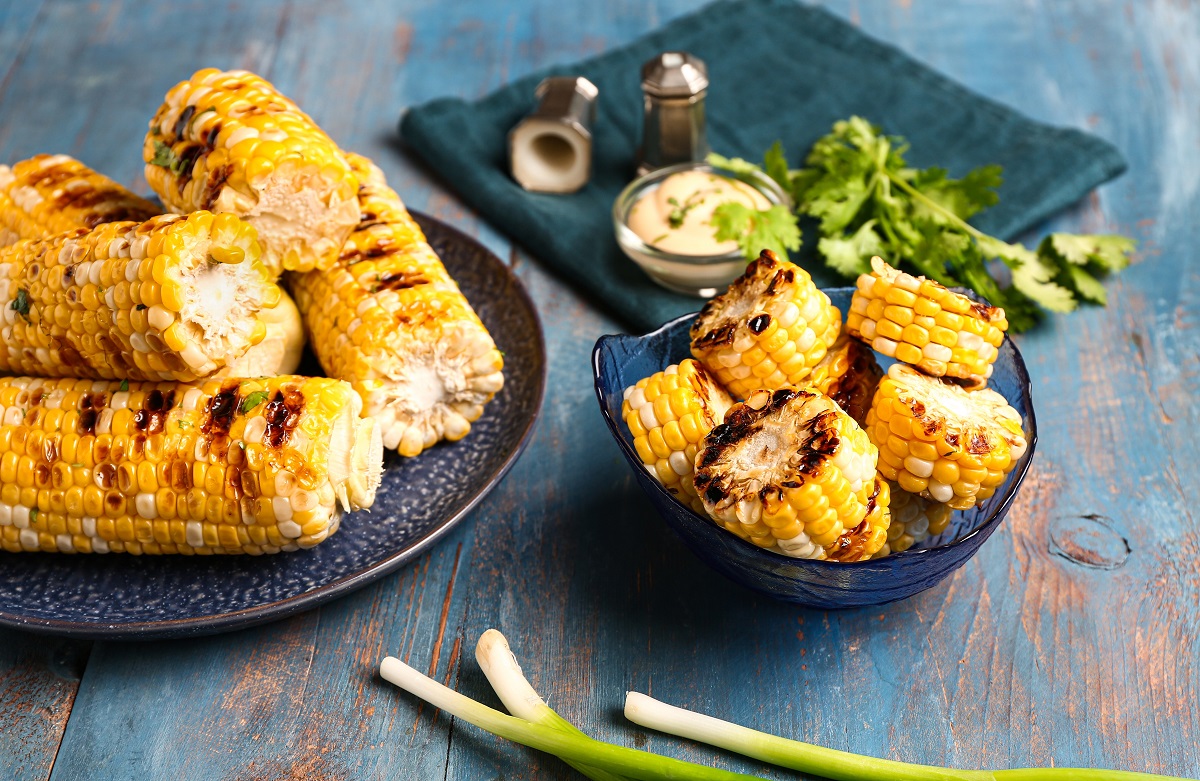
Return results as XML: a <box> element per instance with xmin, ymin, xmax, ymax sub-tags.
<box><xmin>641</xmin><ymin>51</ymin><xmax>708</xmax><ymax>98</ymax></box>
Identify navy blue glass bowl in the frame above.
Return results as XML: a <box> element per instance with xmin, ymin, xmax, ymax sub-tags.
<box><xmin>593</xmin><ymin>287</ymin><xmax>1037</xmax><ymax>608</ymax></box>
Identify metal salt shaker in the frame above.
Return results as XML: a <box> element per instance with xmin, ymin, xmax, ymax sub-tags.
<box><xmin>637</xmin><ymin>51</ymin><xmax>709</xmax><ymax>175</ymax></box>
<box><xmin>509</xmin><ymin>76</ymin><xmax>599</xmax><ymax>193</ymax></box>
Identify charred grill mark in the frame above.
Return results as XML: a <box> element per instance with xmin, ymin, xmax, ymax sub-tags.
<box><xmin>173</xmin><ymin>105</ymin><xmax>196</xmax><ymax>139</ymax></box>
<box><xmin>23</xmin><ymin>163</ymin><xmax>77</xmax><ymax>190</ymax></box>
<box><xmin>376</xmin><ymin>270</ymin><xmax>429</xmax><ymax>292</ymax></box>
<box><xmin>173</xmin><ymin>144</ymin><xmax>203</xmax><ymax>187</ymax></box>
<box><xmin>78</xmin><ymin>408</ymin><xmax>97</xmax><ymax>435</ymax></box>
<box><xmin>205</xmin><ymin>122</ymin><xmax>222</xmax><ymax>149</ymax></box>
<box><xmin>764</xmin><ymin>267</ymin><xmax>793</xmax><ymax>297</ymax></box>
<box><xmin>202</xmin><ymin>383</ymin><xmax>241</xmax><ymax>436</ymax></box>
<box><xmin>199</xmin><ymin>163</ymin><xmax>232</xmax><ymax>211</ymax></box>
<box><xmin>95</xmin><ymin>463</ymin><xmax>117</xmax><ymax>489</ymax></box>
<box><xmin>695</xmin><ymin>389</ymin><xmax>838</xmax><ymax>506</ymax></box>
<box><xmin>826</xmin><ymin>519</ymin><xmax>871</xmax><ymax>562</ymax></box>
<box><xmin>968</xmin><ymin>432</ymin><xmax>992</xmax><ymax>454</ymax></box>
<box><xmin>262</xmin><ymin>386</ymin><xmax>305</xmax><ymax>448</ymax></box>
<box><xmin>339</xmin><ymin>239</ymin><xmax>398</xmax><ymax>264</ymax></box>
<box><xmin>134</xmin><ymin>390</ymin><xmax>174</xmax><ymax>434</ymax></box>
<box><xmin>692</xmin><ymin>321</ymin><xmax>737</xmax><ymax>350</ymax></box>
<box><xmin>748</xmin><ymin>313</ymin><xmax>771</xmax><ymax>334</ymax></box>
<box><xmin>969</xmin><ymin>299</ymin><xmax>1001</xmax><ymax>321</ymax></box>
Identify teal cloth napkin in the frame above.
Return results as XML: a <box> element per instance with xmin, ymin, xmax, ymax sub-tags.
<box><xmin>400</xmin><ymin>0</ymin><xmax>1126</xmax><ymax>332</ymax></box>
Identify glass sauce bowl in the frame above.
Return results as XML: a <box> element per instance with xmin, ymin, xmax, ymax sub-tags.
<box><xmin>612</xmin><ymin>161</ymin><xmax>790</xmax><ymax>298</ymax></box>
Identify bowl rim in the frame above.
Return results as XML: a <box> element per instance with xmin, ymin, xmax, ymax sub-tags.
<box><xmin>591</xmin><ymin>292</ymin><xmax>1039</xmax><ymax>568</ymax></box>
<box><xmin>611</xmin><ymin>161</ymin><xmax>791</xmax><ymax>267</ymax></box>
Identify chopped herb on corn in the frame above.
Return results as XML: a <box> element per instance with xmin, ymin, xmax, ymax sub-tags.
<box><xmin>144</xmin><ymin>68</ymin><xmax>360</xmax><ymax>275</ymax></box>
<box><xmin>0</xmin><ymin>211</ymin><xmax>280</xmax><ymax>381</ymax></box>
<box><xmin>847</xmin><ymin>257</ymin><xmax>1007</xmax><ymax>386</ymax></box>
<box><xmin>866</xmin><ymin>364</ymin><xmax>1027</xmax><ymax>510</ymax></box>
<box><xmin>0</xmin><ymin>154</ymin><xmax>161</xmax><ymax>247</ymax></box>
<box><xmin>622</xmin><ymin>359</ymin><xmax>734</xmax><ymax>515</ymax></box>
<box><xmin>0</xmin><ymin>375</ymin><xmax>382</xmax><ymax>554</ymax></box>
<box><xmin>690</xmin><ymin>250</ymin><xmax>841</xmax><ymax>399</ymax></box>
<box><xmin>694</xmin><ymin>387</ymin><xmax>886</xmax><ymax>559</ymax></box>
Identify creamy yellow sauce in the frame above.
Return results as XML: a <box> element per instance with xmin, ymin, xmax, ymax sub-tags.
<box><xmin>626</xmin><ymin>171</ymin><xmax>772</xmax><ymax>256</ymax></box>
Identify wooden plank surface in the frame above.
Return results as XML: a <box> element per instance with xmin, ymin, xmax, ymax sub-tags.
<box><xmin>0</xmin><ymin>1</ymin><xmax>1197</xmax><ymax>779</ymax></box>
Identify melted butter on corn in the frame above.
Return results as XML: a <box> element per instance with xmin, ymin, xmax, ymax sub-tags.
<box><xmin>866</xmin><ymin>364</ymin><xmax>1027</xmax><ymax>511</ymax></box>
<box><xmin>690</xmin><ymin>250</ymin><xmax>841</xmax><ymax>399</ymax></box>
<box><xmin>0</xmin><ymin>211</ymin><xmax>280</xmax><ymax>381</ymax></box>
<box><xmin>622</xmin><ymin>359</ymin><xmax>734</xmax><ymax>515</ymax></box>
<box><xmin>694</xmin><ymin>387</ymin><xmax>887</xmax><ymax>560</ymax></box>
<box><xmin>0</xmin><ymin>375</ymin><xmax>381</xmax><ymax>555</ymax></box>
<box><xmin>847</xmin><ymin>257</ymin><xmax>1007</xmax><ymax>386</ymax></box>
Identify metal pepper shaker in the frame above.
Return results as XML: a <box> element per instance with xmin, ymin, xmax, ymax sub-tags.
<box><xmin>637</xmin><ymin>51</ymin><xmax>709</xmax><ymax>175</ymax></box>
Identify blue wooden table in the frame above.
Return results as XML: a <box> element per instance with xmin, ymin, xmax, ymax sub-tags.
<box><xmin>2</xmin><ymin>1</ymin><xmax>1198</xmax><ymax>779</ymax></box>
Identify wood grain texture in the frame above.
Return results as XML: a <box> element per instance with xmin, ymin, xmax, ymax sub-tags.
<box><xmin>0</xmin><ymin>1</ymin><xmax>1196</xmax><ymax>779</ymax></box>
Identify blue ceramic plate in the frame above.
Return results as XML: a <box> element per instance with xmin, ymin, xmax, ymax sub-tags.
<box><xmin>0</xmin><ymin>213</ymin><xmax>545</xmax><ymax>639</ymax></box>
<box><xmin>593</xmin><ymin>288</ymin><xmax>1037</xmax><ymax>608</ymax></box>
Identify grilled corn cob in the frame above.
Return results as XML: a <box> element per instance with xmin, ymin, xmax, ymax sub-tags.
<box><xmin>876</xmin><ymin>483</ymin><xmax>953</xmax><ymax>557</ymax></box>
<box><xmin>0</xmin><ymin>154</ymin><xmax>161</xmax><ymax>247</ymax></box>
<box><xmin>0</xmin><ymin>375</ymin><xmax>382</xmax><ymax>555</ymax></box>
<box><xmin>144</xmin><ymin>68</ymin><xmax>359</xmax><ymax>276</ymax></box>
<box><xmin>866</xmin><ymin>364</ymin><xmax>1027</xmax><ymax>510</ymax></box>
<box><xmin>804</xmin><ymin>335</ymin><xmax>882</xmax><ymax>426</ymax></box>
<box><xmin>693</xmin><ymin>387</ymin><xmax>886</xmax><ymax>559</ymax></box>
<box><xmin>847</xmin><ymin>257</ymin><xmax>1007</xmax><ymax>386</ymax></box>
<box><xmin>690</xmin><ymin>250</ymin><xmax>841</xmax><ymax>399</ymax></box>
<box><xmin>214</xmin><ymin>290</ymin><xmax>304</xmax><ymax>378</ymax></box>
<box><xmin>292</xmin><ymin>153</ymin><xmax>503</xmax><ymax>457</ymax></box>
<box><xmin>622</xmin><ymin>360</ymin><xmax>734</xmax><ymax>515</ymax></box>
<box><xmin>0</xmin><ymin>211</ymin><xmax>280</xmax><ymax>381</ymax></box>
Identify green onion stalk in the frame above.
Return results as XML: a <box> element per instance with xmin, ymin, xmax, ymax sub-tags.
<box><xmin>379</xmin><ymin>630</ymin><xmax>1194</xmax><ymax>781</ymax></box>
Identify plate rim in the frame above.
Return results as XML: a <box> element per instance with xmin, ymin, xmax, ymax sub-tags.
<box><xmin>0</xmin><ymin>211</ymin><xmax>547</xmax><ymax>640</ymax></box>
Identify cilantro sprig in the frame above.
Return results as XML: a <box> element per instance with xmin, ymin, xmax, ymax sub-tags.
<box><xmin>709</xmin><ymin>117</ymin><xmax>1136</xmax><ymax>331</ymax></box>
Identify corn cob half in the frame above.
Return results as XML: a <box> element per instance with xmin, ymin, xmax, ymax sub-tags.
<box><xmin>847</xmin><ymin>257</ymin><xmax>1007</xmax><ymax>386</ymax></box>
<box><xmin>213</xmin><ymin>289</ymin><xmax>305</xmax><ymax>379</ymax></box>
<box><xmin>876</xmin><ymin>482</ymin><xmax>953</xmax><ymax>557</ymax></box>
<box><xmin>866</xmin><ymin>364</ymin><xmax>1027</xmax><ymax>510</ymax></box>
<box><xmin>0</xmin><ymin>154</ymin><xmax>161</xmax><ymax>248</ymax></box>
<box><xmin>622</xmin><ymin>359</ymin><xmax>734</xmax><ymax>515</ymax></box>
<box><xmin>0</xmin><ymin>211</ymin><xmax>280</xmax><ymax>381</ymax></box>
<box><xmin>690</xmin><ymin>250</ymin><xmax>841</xmax><ymax>399</ymax></box>
<box><xmin>0</xmin><ymin>375</ymin><xmax>381</xmax><ymax>555</ymax></box>
<box><xmin>292</xmin><ymin>153</ymin><xmax>503</xmax><ymax>457</ymax></box>
<box><xmin>804</xmin><ymin>334</ymin><xmax>882</xmax><ymax>427</ymax></box>
<box><xmin>694</xmin><ymin>387</ymin><xmax>883</xmax><ymax>559</ymax></box>
<box><xmin>144</xmin><ymin>68</ymin><xmax>360</xmax><ymax>276</ymax></box>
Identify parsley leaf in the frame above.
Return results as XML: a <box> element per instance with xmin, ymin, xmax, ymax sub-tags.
<box><xmin>119</xmin><ymin>379</ymin><xmax>129</xmax><ymax>392</ymax></box>
<box><xmin>710</xmin><ymin>202</ymin><xmax>801</xmax><ymax>261</ymax></box>
<box><xmin>149</xmin><ymin>140</ymin><xmax>176</xmax><ymax>169</ymax></box>
<box><xmin>725</xmin><ymin>116</ymin><xmax>1137</xmax><ymax>331</ymax></box>
<box><xmin>240</xmin><ymin>390</ymin><xmax>269</xmax><ymax>414</ymax></box>
<box><xmin>10</xmin><ymin>288</ymin><xmax>30</xmax><ymax>321</ymax></box>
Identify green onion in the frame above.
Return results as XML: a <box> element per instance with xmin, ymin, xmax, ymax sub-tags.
<box><xmin>624</xmin><ymin>692</ymin><xmax>1189</xmax><ymax>781</ymax></box>
<box><xmin>379</xmin><ymin>656</ymin><xmax>758</xmax><ymax>781</ymax></box>
<box><xmin>475</xmin><ymin>630</ymin><xmax>627</xmax><ymax>781</ymax></box>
